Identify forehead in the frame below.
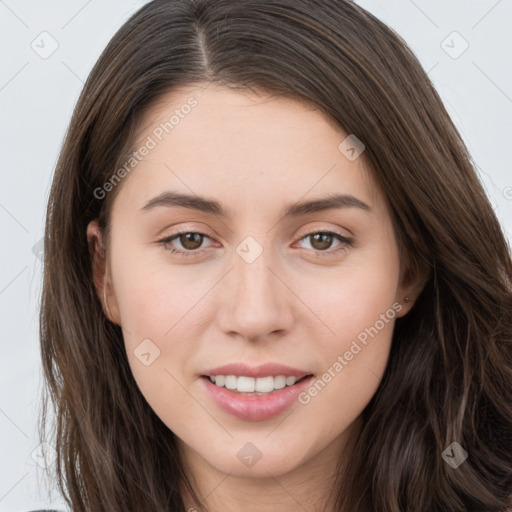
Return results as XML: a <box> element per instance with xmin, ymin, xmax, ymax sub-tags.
<box><xmin>113</xmin><ymin>83</ymin><xmax>382</xmax><ymax>217</ymax></box>
<box><xmin>135</xmin><ymin>83</ymin><xmax>359</xmax><ymax>151</ymax></box>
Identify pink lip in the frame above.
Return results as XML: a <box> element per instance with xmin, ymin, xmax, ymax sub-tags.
<box><xmin>201</xmin><ymin>374</ymin><xmax>314</xmax><ymax>422</ymax></box>
<box><xmin>202</xmin><ymin>362</ymin><xmax>311</xmax><ymax>379</ymax></box>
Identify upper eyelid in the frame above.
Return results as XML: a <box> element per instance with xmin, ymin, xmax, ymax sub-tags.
<box><xmin>160</xmin><ymin>220</ymin><xmax>352</xmax><ymax>238</ymax></box>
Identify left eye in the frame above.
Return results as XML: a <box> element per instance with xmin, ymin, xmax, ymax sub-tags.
<box><xmin>158</xmin><ymin>230</ymin><xmax>352</xmax><ymax>256</ymax></box>
<box><xmin>296</xmin><ymin>231</ymin><xmax>352</xmax><ymax>252</ymax></box>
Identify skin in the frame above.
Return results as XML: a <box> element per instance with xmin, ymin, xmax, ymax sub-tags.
<box><xmin>87</xmin><ymin>83</ymin><xmax>424</xmax><ymax>512</ymax></box>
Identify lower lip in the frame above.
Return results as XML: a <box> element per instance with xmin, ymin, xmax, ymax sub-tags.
<box><xmin>201</xmin><ymin>375</ymin><xmax>314</xmax><ymax>422</ymax></box>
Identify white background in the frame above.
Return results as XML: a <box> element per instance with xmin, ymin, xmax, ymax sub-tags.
<box><xmin>0</xmin><ymin>0</ymin><xmax>511</xmax><ymax>510</ymax></box>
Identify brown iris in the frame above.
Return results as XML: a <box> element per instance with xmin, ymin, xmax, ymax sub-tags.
<box><xmin>178</xmin><ymin>232</ymin><xmax>204</xmax><ymax>250</ymax></box>
<box><xmin>309</xmin><ymin>233</ymin><xmax>335</xmax><ymax>251</ymax></box>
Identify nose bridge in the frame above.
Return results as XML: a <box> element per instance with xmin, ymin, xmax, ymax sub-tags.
<box><xmin>234</xmin><ymin>236</ymin><xmax>279</xmax><ymax>311</ymax></box>
<box><xmin>219</xmin><ymin>235</ymin><xmax>293</xmax><ymax>340</ymax></box>
<box><xmin>235</xmin><ymin>241</ymin><xmax>275</xmax><ymax>302</ymax></box>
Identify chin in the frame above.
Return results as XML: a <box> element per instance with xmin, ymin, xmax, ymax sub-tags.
<box><xmin>196</xmin><ymin>437</ymin><xmax>309</xmax><ymax>477</ymax></box>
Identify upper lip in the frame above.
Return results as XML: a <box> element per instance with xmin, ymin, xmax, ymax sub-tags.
<box><xmin>202</xmin><ymin>362</ymin><xmax>313</xmax><ymax>379</ymax></box>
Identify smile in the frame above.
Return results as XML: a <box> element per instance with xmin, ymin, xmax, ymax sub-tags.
<box><xmin>200</xmin><ymin>365</ymin><xmax>314</xmax><ymax>421</ymax></box>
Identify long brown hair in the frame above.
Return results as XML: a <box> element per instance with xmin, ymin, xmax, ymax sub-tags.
<box><xmin>39</xmin><ymin>0</ymin><xmax>512</xmax><ymax>510</ymax></box>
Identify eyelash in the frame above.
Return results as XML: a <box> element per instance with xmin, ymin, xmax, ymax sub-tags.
<box><xmin>157</xmin><ymin>228</ymin><xmax>353</xmax><ymax>258</ymax></box>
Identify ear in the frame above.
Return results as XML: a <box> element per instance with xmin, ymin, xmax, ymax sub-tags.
<box><xmin>394</xmin><ymin>250</ymin><xmax>430</xmax><ymax>318</ymax></box>
<box><xmin>86</xmin><ymin>220</ymin><xmax>121</xmax><ymax>325</ymax></box>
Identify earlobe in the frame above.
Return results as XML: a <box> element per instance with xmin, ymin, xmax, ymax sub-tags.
<box><xmin>395</xmin><ymin>256</ymin><xmax>430</xmax><ymax>318</ymax></box>
<box><xmin>395</xmin><ymin>294</ymin><xmax>415</xmax><ymax>317</ymax></box>
<box><xmin>86</xmin><ymin>220</ymin><xmax>121</xmax><ymax>325</ymax></box>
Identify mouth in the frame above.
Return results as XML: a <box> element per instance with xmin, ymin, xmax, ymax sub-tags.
<box><xmin>199</xmin><ymin>363</ymin><xmax>315</xmax><ymax>421</ymax></box>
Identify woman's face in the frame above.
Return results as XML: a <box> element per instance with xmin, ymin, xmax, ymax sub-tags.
<box><xmin>88</xmin><ymin>83</ymin><xmax>417</xmax><ymax>482</ymax></box>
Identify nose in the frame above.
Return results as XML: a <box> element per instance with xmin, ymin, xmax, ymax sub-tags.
<box><xmin>216</xmin><ymin>241</ymin><xmax>295</xmax><ymax>343</ymax></box>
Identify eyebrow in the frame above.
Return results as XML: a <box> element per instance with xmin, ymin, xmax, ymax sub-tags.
<box><xmin>140</xmin><ymin>190</ymin><xmax>371</xmax><ymax>217</ymax></box>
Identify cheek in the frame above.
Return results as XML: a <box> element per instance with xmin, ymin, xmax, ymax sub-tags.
<box><xmin>111</xmin><ymin>254</ymin><xmax>205</xmax><ymax>427</ymax></box>
<box><xmin>111</xmin><ymin>242</ymin><xmax>213</xmax><ymax>336</ymax></box>
<box><xmin>109</xmin><ymin>246</ymin><xmax>209</xmax><ymax>392</ymax></box>
<box><xmin>304</xmin><ymin>240</ymin><xmax>401</xmax><ymax>344</ymax></box>
<box><xmin>294</xmin><ymin>240</ymin><xmax>400</xmax><ymax>418</ymax></box>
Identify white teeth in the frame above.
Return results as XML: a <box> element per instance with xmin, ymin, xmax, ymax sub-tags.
<box><xmin>255</xmin><ymin>376</ymin><xmax>274</xmax><ymax>393</ymax></box>
<box><xmin>208</xmin><ymin>374</ymin><xmax>304</xmax><ymax>393</ymax></box>
<box><xmin>285</xmin><ymin>376</ymin><xmax>297</xmax><ymax>386</ymax></box>
<box><xmin>273</xmin><ymin>375</ymin><xmax>286</xmax><ymax>390</ymax></box>
<box><xmin>224</xmin><ymin>375</ymin><xmax>237</xmax><ymax>390</ymax></box>
<box><xmin>237</xmin><ymin>376</ymin><xmax>255</xmax><ymax>392</ymax></box>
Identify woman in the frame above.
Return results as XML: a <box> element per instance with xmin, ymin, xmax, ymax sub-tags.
<box><xmin>38</xmin><ymin>0</ymin><xmax>512</xmax><ymax>510</ymax></box>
